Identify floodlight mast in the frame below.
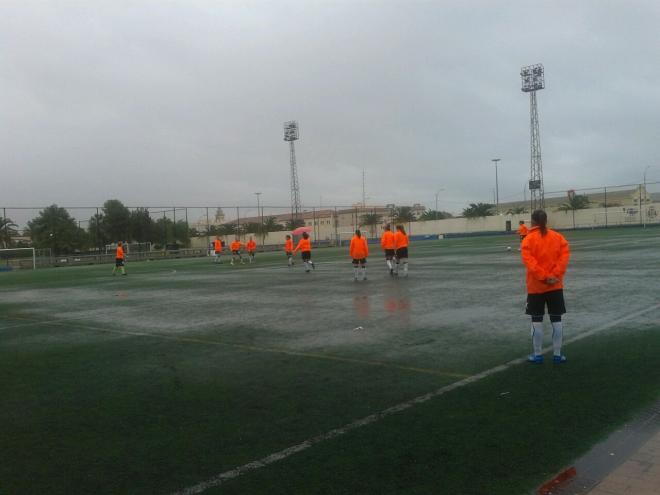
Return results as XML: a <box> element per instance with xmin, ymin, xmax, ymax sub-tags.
<box><xmin>521</xmin><ymin>63</ymin><xmax>545</xmax><ymax>211</ymax></box>
<box><xmin>283</xmin><ymin>121</ymin><xmax>301</xmax><ymax>224</ymax></box>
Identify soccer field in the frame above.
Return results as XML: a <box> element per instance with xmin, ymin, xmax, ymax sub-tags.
<box><xmin>2</xmin><ymin>228</ymin><xmax>660</xmax><ymax>495</ymax></box>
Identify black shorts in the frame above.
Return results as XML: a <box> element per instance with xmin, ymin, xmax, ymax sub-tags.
<box><xmin>232</xmin><ymin>250</ymin><xmax>241</xmax><ymax>256</ymax></box>
<box><xmin>301</xmin><ymin>251</ymin><xmax>311</xmax><ymax>261</ymax></box>
<box><xmin>214</xmin><ymin>250</ymin><xmax>221</xmax><ymax>255</ymax></box>
<box><xmin>115</xmin><ymin>258</ymin><xmax>124</xmax><ymax>267</ymax></box>
<box><xmin>525</xmin><ymin>289</ymin><xmax>566</xmax><ymax>316</ymax></box>
<box><xmin>352</xmin><ymin>258</ymin><xmax>367</xmax><ymax>265</ymax></box>
<box><xmin>396</xmin><ymin>247</ymin><xmax>408</xmax><ymax>259</ymax></box>
<box><xmin>248</xmin><ymin>251</ymin><xmax>256</xmax><ymax>255</ymax></box>
<box><xmin>384</xmin><ymin>249</ymin><xmax>395</xmax><ymax>259</ymax></box>
<box><xmin>285</xmin><ymin>251</ymin><xmax>293</xmax><ymax>257</ymax></box>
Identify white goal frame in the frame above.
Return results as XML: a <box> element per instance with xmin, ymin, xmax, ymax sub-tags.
<box><xmin>0</xmin><ymin>247</ymin><xmax>36</xmax><ymax>270</ymax></box>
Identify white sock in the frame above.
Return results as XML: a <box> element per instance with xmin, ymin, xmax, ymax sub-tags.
<box><xmin>386</xmin><ymin>259</ymin><xmax>392</xmax><ymax>270</ymax></box>
<box><xmin>551</xmin><ymin>321</ymin><xmax>563</xmax><ymax>356</ymax></box>
<box><xmin>304</xmin><ymin>261</ymin><xmax>310</xmax><ymax>271</ymax></box>
<box><xmin>403</xmin><ymin>261</ymin><xmax>408</xmax><ymax>275</ymax></box>
<box><xmin>353</xmin><ymin>266</ymin><xmax>359</xmax><ymax>278</ymax></box>
<box><xmin>361</xmin><ymin>266</ymin><xmax>367</xmax><ymax>279</ymax></box>
<box><xmin>531</xmin><ymin>322</ymin><xmax>544</xmax><ymax>356</ymax></box>
<box><xmin>394</xmin><ymin>261</ymin><xmax>399</xmax><ymax>273</ymax></box>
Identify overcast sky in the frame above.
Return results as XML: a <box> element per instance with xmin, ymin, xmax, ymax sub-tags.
<box><xmin>2</xmin><ymin>0</ymin><xmax>660</xmax><ymax>216</ymax></box>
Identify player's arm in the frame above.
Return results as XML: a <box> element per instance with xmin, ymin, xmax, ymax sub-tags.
<box><xmin>521</xmin><ymin>241</ymin><xmax>549</xmax><ymax>281</ymax></box>
<box><xmin>550</xmin><ymin>236</ymin><xmax>571</xmax><ymax>278</ymax></box>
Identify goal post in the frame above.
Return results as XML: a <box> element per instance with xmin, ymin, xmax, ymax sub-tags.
<box><xmin>0</xmin><ymin>248</ymin><xmax>36</xmax><ymax>270</ymax></box>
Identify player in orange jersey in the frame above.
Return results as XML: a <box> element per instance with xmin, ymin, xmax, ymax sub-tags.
<box><xmin>212</xmin><ymin>236</ymin><xmax>223</xmax><ymax>264</ymax></box>
<box><xmin>380</xmin><ymin>224</ymin><xmax>396</xmax><ymax>276</ymax></box>
<box><xmin>229</xmin><ymin>238</ymin><xmax>244</xmax><ymax>265</ymax></box>
<box><xmin>393</xmin><ymin>225</ymin><xmax>409</xmax><ymax>277</ymax></box>
<box><xmin>284</xmin><ymin>235</ymin><xmax>294</xmax><ymax>268</ymax></box>
<box><xmin>292</xmin><ymin>231</ymin><xmax>315</xmax><ymax>272</ymax></box>
<box><xmin>349</xmin><ymin>229</ymin><xmax>369</xmax><ymax>281</ymax></box>
<box><xmin>521</xmin><ymin>210</ymin><xmax>571</xmax><ymax>364</ymax></box>
<box><xmin>112</xmin><ymin>241</ymin><xmax>126</xmax><ymax>276</ymax></box>
<box><xmin>246</xmin><ymin>237</ymin><xmax>257</xmax><ymax>263</ymax></box>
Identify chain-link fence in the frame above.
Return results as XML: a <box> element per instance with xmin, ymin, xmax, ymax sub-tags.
<box><xmin>2</xmin><ymin>181</ymin><xmax>660</xmax><ymax>267</ymax></box>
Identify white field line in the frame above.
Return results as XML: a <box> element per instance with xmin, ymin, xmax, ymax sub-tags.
<box><xmin>170</xmin><ymin>302</ymin><xmax>660</xmax><ymax>495</ymax></box>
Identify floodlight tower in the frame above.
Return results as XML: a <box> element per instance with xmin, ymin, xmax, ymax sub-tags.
<box><xmin>283</xmin><ymin>120</ymin><xmax>301</xmax><ymax>223</ymax></box>
<box><xmin>521</xmin><ymin>63</ymin><xmax>545</xmax><ymax>211</ymax></box>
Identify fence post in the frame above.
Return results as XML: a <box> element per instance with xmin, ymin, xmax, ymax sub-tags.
<box><xmin>206</xmin><ymin>207</ymin><xmax>210</xmax><ymax>251</ymax></box>
<box><xmin>639</xmin><ymin>185</ymin><xmax>643</xmax><ymax>226</ymax></box>
<box><xmin>236</xmin><ymin>206</ymin><xmax>240</xmax><ymax>239</ymax></box>
<box><xmin>334</xmin><ymin>207</ymin><xmax>339</xmax><ymax>246</ymax></box>
<box><xmin>312</xmin><ymin>207</ymin><xmax>316</xmax><ymax>247</ymax></box>
<box><xmin>603</xmin><ymin>187</ymin><xmax>607</xmax><ymax>228</ymax></box>
<box><xmin>2</xmin><ymin>207</ymin><xmax>6</xmax><ymax>248</ymax></box>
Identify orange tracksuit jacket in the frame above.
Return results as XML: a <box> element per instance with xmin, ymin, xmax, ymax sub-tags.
<box><xmin>116</xmin><ymin>246</ymin><xmax>124</xmax><ymax>259</ymax></box>
<box><xmin>349</xmin><ymin>236</ymin><xmax>369</xmax><ymax>259</ymax></box>
<box><xmin>284</xmin><ymin>239</ymin><xmax>294</xmax><ymax>252</ymax></box>
<box><xmin>517</xmin><ymin>224</ymin><xmax>529</xmax><ymax>237</ymax></box>
<box><xmin>230</xmin><ymin>241</ymin><xmax>242</xmax><ymax>252</ymax></box>
<box><xmin>521</xmin><ymin>226</ymin><xmax>570</xmax><ymax>294</ymax></box>
<box><xmin>381</xmin><ymin>231</ymin><xmax>395</xmax><ymax>250</ymax></box>
<box><xmin>246</xmin><ymin>240</ymin><xmax>256</xmax><ymax>252</ymax></box>
<box><xmin>394</xmin><ymin>231</ymin><xmax>409</xmax><ymax>249</ymax></box>
<box><xmin>293</xmin><ymin>238</ymin><xmax>311</xmax><ymax>253</ymax></box>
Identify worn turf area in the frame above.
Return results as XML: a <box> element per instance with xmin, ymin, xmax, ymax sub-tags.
<box><xmin>1</xmin><ymin>227</ymin><xmax>659</xmax><ymax>494</ymax></box>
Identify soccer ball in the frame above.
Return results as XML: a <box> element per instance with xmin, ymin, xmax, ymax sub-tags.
<box><xmin>506</xmin><ymin>246</ymin><xmax>512</xmax><ymax>251</ymax></box>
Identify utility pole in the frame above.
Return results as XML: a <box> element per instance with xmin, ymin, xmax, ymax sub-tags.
<box><xmin>255</xmin><ymin>192</ymin><xmax>263</xmax><ymax>245</ymax></box>
<box><xmin>491</xmin><ymin>158</ymin><xmax>501</xmax><ymax>213</ymax></box>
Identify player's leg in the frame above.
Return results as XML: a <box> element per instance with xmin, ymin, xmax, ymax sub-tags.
<box><xmin>547</xmin><ymin>290</ymin><xmax>567</xmax><ymax>362</ymax></box>
<box><xmin>399</xmin><ymin>248</ymin><xmax>409</xmax><ymax>277</ymax></box>
<box><xmin>352</xmin><ymin>259</ymin><xmax>359</xmax><ymax>281</ymax></box>
<box><xmin>361</xmin><ymin>259</ymin><xmax>367</xmax><ymax>280</ymax></box>
<box><xmin>526</xmin><ymin>294</ymin><xmax>545</xmax><ymax>363</ymax></box>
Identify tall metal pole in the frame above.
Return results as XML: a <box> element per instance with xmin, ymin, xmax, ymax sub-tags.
<box><xmin>491</xmin><ymin>159</ymin><xmax>501</xmax><ymax>213</ymax></box>
<box><xmin>284</xmin><ymin>121</ymin><xmax>301</xmax><ymax>226</ymax></box>
<box><xmin>521</xmin><ymin>64</ymin><xmax>545</xmax><ymax>211</ymax></box>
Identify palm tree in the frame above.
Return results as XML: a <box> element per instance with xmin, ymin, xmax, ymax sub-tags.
<box><xmin>285</xmin><ymin>218</ymin><xmax>306</xmax><ymax>230</ymax></box>
<box><xmin>462</xmin><ymin>203</ymin><xmax>495</xmax><ymax>218</ymax></box>
<box><xmin>262</xmin><ymin>216</ymin><xmax>284</xmax><ymax>232</ymax></box>
<box><xmin>419</xmin><ymin>209</ymin><xmax>452</xmax><ymax>221</ymax></box>
<box><xmin>557</xmin><ymin>195</ymin><xmax>590</xmax><ymax>212</ymax></box>
<box><xmin>360</xmin><ymin>212</ymin><xmax>382</xmax><ymax>238</ymax></box>
<box><xmin>0</xmin><ymin>217</ymin><xmax>18</xmax><ymax>248</ymax></box>
<box><xmin>393</xmin><ymin>206</ymin><xmax>415</xmax><ymax>224</ymax></box>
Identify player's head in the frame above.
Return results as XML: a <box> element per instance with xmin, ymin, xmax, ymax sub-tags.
<box><xmin>249</xmin><ymin>237</ymin><xmax>253</xmax><ymax>241</ymax></box>
<box><xmin>396</xmin><ymin>224</ymin><xmax>406</xmax><ymax>234</ymax></box>
<box><xmin>216</xmin><ymin>235</ymin><xmax>219</xmax><ymax>240</ymax></box>
<box><xmin>355</xmin><ymin>229</ymin><xmax>361</xmax><ymax>237</ymax></box>
<box><xmin>531</xmin><ymin>209</ymin><xmax>548</xmax><ymax>235</ymax></box>
<box><xmin>519</xmin><ymin>220</ymin><xmax>525</xmax><ymax>225</ymax></box>
<box><xmin>302</xmin><ymin>232</ymin><xmax>309</xmax><ymax>239</ymax></box>
<box><xmin>384</xmin><ymin>224</ymin><xmax>391</xmax><ymax>231</ymax></box>
<box><xmin>285</xmin><ymin>234</ymin><xmax>291</xmax><ymax>240</ymax></box>
<box><xmin>235</xmin><ymin>237</ymin><xmax>240</xmax><ymax>241</ymax></box>
<box><xmin>118</xmin><ymin>241</ymin><xmax>122</xmax><ymax>246</ymax></box>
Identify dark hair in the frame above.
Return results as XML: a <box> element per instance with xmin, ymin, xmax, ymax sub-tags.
<box><xmin>302</xmin><ymin>232</ymin><xmax>309</xmax><ymax>239</ymax></box>
<box><xmin>384</xmin><ymin>224</ymin><xmax>391</xmax><ymax>231</ymax></box>
<box><xmin>519</xmin><ymin>220</ymin><xmax>525</xmax><ymax>225</ymax></box>
<box><xmin>285</xmin><ymin>234</ymin><xmax>291</xmax><ymax>239</ymax></box>
<box><xmin>531</xmin><ymin>210</ymin><xmax>548</xmax><ymax>235</ymax></box>
<box><xmin>355</xmin><ymin>229</ymin><xmax>362</xmax><ymax>237</ymax></box>
<box><xmin>396</xmin><ymin>224</ymin><xmax>406</xmax><ymax>235</ymax></box>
